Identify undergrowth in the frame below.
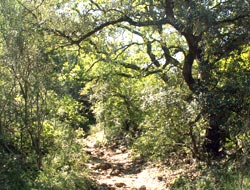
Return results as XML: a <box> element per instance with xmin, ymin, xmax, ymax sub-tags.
<box><xmin>170</xmin><ymin>159</ymin><xmax>250</xmax><ymax>190</ymax></box>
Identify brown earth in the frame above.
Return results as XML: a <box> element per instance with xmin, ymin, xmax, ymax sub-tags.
<box><xmin>84</xmin><ymin>136</ymin><xmax>198</xmax><ymax>190</ymax></box>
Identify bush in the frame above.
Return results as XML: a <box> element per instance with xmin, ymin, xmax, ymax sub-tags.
<box><xmin>171</xmin><ymin>163</ymin><xmax>250</xmax><ymax>190</ymax></box>
<box><xmin>34</xmin><ymin>127</ymin><xmax>92</xmax><ymax>190</ymax></box>
<box><xmin>132</xmin><ymin>82</ymin><xmax>203</xmax><ymax>161</ymax></box>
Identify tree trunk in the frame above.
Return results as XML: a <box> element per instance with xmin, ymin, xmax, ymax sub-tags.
<box><xmin>204</xmin><ymin>116</ymin><xmax>220</xmax><ymax>157</ymax></box>
<box><xmin>204</xmin><ymin>114</ymin><xmax>223</xmax><ymax>157</ymax></box>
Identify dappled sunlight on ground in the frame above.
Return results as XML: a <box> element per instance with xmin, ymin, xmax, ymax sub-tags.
<box><xmin>83</xmin><ymin>136</ymin><xmax>199</xmax><ymax>190</ymax></box>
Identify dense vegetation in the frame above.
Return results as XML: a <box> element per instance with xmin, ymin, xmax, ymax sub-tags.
<box><xmin>0</xmin><ymin>0</ymin><xmax>249</xmax><ymax>189</ymax></box>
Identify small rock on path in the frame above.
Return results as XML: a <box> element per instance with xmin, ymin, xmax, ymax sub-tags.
<box><xmin>84</xmin><ymin>142</ymin><xmax>167</xmax><ymax>190</ymax></box>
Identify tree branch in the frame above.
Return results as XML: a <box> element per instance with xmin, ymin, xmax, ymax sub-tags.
<box><xmin>119</xmin><ymin>62</ymin><xmax>141</xmax><ymax>70</ymax></box>
<box><xmin>146</xmin><ymin>41</ymin><xmax>161</xmax><ymax>67</ymax></box>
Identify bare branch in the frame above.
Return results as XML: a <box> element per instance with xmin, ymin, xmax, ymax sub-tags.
<box><xmin>119</xmin><ymin>62</ymin><xmax>141</xmax><ymax>71</ymax></box>
<box><xmin>114</xmin><ymin>42</ymin><xmax>143</xmax><ymax>59</ymax></box>
<box><xmin>146</xmin><ymin>42</ymin><xmax>161</xmax><ymax>67</ymax></box>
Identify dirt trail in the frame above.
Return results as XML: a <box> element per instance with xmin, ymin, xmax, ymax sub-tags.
<box><xmin>84</xmin><ymin>138</ymin><xmax>178</xmax><ymax>190</ymax></box>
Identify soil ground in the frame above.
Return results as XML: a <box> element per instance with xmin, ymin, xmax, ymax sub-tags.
<box><xmin>84</xmin><ymin>135</ymin><xmax>197</xmax><ymax>190</ymax></box>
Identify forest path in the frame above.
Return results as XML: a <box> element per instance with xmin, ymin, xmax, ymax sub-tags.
<box><xmin>83</xmin><ymin>135</ymin><xmax>190</xmax><ymax>190</ymax></box>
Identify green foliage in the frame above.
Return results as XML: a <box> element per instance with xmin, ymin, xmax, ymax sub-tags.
<box><xmin>132</xmin><ymin>74</ymin><xmax>203</xmax><ymax>160</ymax></box>
<box><xmin>0</xmin><ymin>150</ymin><xmax>34</xmax><ymax>190</ymax></box>
<box><xmin>0</xmin><ymin>1</ymin><xmax>92</xmax><ymax>189</ymax></box>
<box><xmin>171</xmin><ymin>164</ymin><xmax>250</xmax><ymax>190</ymax></box>
<box><xmin>0</xmin><ymin>0</ymin><xmax>249</xmax><ymax>189</ymax></box>
<box><xmin>199</xmin><ymin>47</ymin><xmax>250</xmax><ymax>157</ymax></box>
<box><xmin>56</xmin><ymin>95</ymin><xmax>88</xmax><ymax>129</ymax></box>
<box><xmin>35</xmin><ymin>127</ymin><xmax>92</xmax><ymax>190</ymax></box>
<box><xmin>0</xmin><ymin>127</ymin><xmax>90</xmax><ymax>190</ymax></box>
<box><xmin>83</xmin><ymin>59</ymin><xmax>144</xmax><ymax>142</ymax></box>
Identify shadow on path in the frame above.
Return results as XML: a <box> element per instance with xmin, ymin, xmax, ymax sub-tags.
<box><xmin>85</xmin><ymin>145</ymin><xmax>149</xmax><ymax>190</ymax></box>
